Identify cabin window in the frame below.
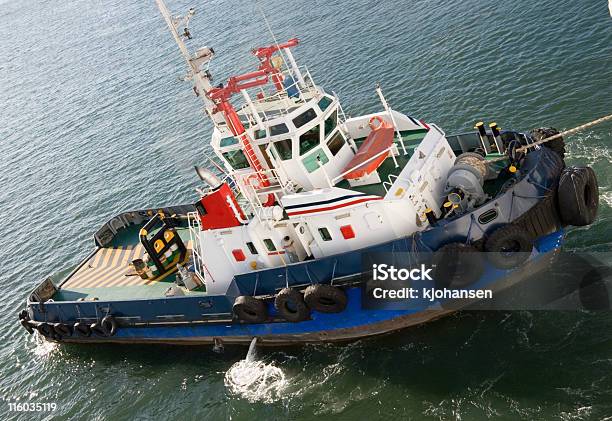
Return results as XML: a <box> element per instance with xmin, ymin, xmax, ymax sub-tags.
<box><xmin>263</xmin><ymin>238</ymin><xmax>276</xmax><ymax>252</ymax></box>
<box><xmin>318</xmin><ymin>227</ymin><xmax>332</xmax><ymax>241</ymax></box>
<box><xmin>292</xmin><ymin>108</ymin><xmax>317</xmax><ymax>128</ymax></box>
<box><xmin>326</xmin><ymin>131</ymin><xmax>345</xmax><ymax>156</ymax></box>
<box><xmin>302</xmin><ymin>149</ymin><xmax>329</xmax><ymax>173</ymax></box>
<box><xmin>246</xmin><ymin>242</ymin><xmax>258</xmax><ymax>255</ymax></box>
<box><xmin>324</xmin><ymin>110</ymin><xmax>338</xmax><ymax>139</ymax></box>
<box><xmin>299</xmin><ymin>124</ymin><xmax>321</xmax><ymax>155</ymax></box>
<box><xmin>273</xmin><ymin>139</ymin><xmax>293</xmax><ymax>160</ymax></box>
<box><xmin>318</xmin><ymin>96</ymin><xmax>333</xmax><ymax>111</ymax></box>
<box><xmin>254</xmin><ymin>129</ymin><xmax>267</xmax><ymax>140</ymax></box>
<box><xmin>270</xmin><ymin>123</ymin><xmax>289</xmax><ymax>136</ymax></box>
<box><xmin>220</xmin><ymin>136</ymin><xmax>238</xmax><ymax>147</ymax></box>
<box><xmin>222</xmin><ymin>149</ymin><xmax>250</xmax><ymax>170</ymax></box>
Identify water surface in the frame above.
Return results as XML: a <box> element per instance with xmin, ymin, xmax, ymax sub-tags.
<box><xmin>1</xmin><ymin>0</ymin><xmax>611</xmax><ymax>419</ymax></box>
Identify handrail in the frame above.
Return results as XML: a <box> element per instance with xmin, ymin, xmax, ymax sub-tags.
<box><xmin>187</xmin><ymin>212</ymin><xmax>206</xmax><ymax>284</ymax></box>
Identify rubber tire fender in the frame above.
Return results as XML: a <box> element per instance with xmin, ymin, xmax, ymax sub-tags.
<box><xmin>557</xmin><ymin>166</ymin><xmax>599</xmax><ymax>226</ymax></box>
<box><xmin>233</xmin><ymin>296</ymin><xmax>268</xmax><ymax>323</ymax></box>
<box><xmin>433</xmin><ymin>243</ymin><xmax>484</xmax><ymax>289</ymax></box>
<box><xmin>101</xmin><ymin>316</ymin><xmax>117</xmax><ymax>336</ymax></box>
<box><xmin>73</xmin><ymin>322</ymin><xmax>92</xmax><ymax>337</ymax></box>
<box><xmin>530</xmin><ymin>127</ymin><xmax>566</xmax><ymax>160</ymax></box>
<box><xmin>54</xmin><ymin>323</ymin><xmax>73</xmax><ymax>337</ymax></box>
<box><xmin>303</xmin><ymin>284</ymin><xmax>347</xmax><ymax>314</ymax></box>
<box><xmin>274</xmin><ymin>288</ymin><xmax>310</xmax><ymax>322</ymax></box>
<box><xmin>484</xmin><ymin>224</ymin><xmax>533</xmax><ymax>269</ymax></box>
<box><xmin>20</xmin><ymin>319</ymin><xmax>34</xmax><ymax>335</ymax></box>
<box><xmin>37</xmin><ymin>322</ymin><xmax>55</xmax><ymax>338</ymax></box>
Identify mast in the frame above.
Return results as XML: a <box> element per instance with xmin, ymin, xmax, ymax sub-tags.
<box><xmin>155</xmin><ymin>0</ymin><xmax>224</xmax><ymax>125</ymax></box>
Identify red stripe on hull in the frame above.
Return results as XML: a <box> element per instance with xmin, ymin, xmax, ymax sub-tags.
<box><xmin>286</xmin><ymin>197</ymin><xmax>382</xmax><ymax>216</ymax></box>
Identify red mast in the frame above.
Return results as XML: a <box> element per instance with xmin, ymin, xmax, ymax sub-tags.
<box><xmin>252</xmin><ymin>38</ymin><xmax>299</xmax><ymax>91</ymax></box>
<box><xmin>207</xmin><ymin>39</ymin><xmax>301</xmax><ymax>207</ymax></box>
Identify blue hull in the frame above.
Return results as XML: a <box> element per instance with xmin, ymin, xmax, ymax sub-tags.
<box><xmin>48</xmin><ymin>230</ymin><xmax>564</xmax><ymax>346</ymax></box>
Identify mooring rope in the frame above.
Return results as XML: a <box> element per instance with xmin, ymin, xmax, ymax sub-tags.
<box><xmin>486</xmin><ymin>113</ymin><xmax>612</xmax><ymax>164</ymax></box>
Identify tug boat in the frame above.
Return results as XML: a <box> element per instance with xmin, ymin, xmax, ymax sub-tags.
<box><xmin>18</xmin><ymin>1</ymin><xmax>600</xmax><ymax>346</ymax></box>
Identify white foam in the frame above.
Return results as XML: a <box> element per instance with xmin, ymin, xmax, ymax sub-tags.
<box><xmin>224</xmin><ymin>338</ymin><xmax>287</xmax><ymax>403</ymax></box>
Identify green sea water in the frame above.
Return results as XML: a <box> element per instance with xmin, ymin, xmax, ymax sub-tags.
<box><xmin>1</xmin><ymin>0</ymin><xmax>611</xmax><ymax>419</ymax></box>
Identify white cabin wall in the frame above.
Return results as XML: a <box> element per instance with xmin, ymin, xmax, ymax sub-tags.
<box><xmin>384</xmin><ymin>128</ymin><xmax>456</xmax><ymax>218</ymax></box>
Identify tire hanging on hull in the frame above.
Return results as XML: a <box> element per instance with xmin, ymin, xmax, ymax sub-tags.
<box><xmin>557</xmin><ymin>166</ymin><xmax>599</xmax><ymax>227</ymax></box>
<box><xmin>433</xmin><ymin>243</ymin><xmax>484</xmax><ymax>289</ymax></box>
<box><xmin>274</xmin><ymin>288</ymin><xmax>310</xmax><ymax>322</ymax></box>
<box><xmin>303</xmin><ymin>284</ymin><xmax>347</xmax><ymax>314</ymax></box>
<box><xmin>484</xmin><ymin>224</ymin><xmax>533</xmax><ymax>269</ymax></box>
<box><xmin>233</xmin><ymin>296</ymin><xmax>268</xmax><ymax>323</ymax></box>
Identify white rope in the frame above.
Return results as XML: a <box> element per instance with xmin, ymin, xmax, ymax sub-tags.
<box><xmin>487</xmin><ymin>113</ymin><xmax>612</xmax><ymax>164</ymax></box>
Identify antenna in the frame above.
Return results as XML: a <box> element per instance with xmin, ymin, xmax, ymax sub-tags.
<box><xmin>155</xmin><ymin>0</ymin><xmax>224</xmax><ymax>126</ymax></box>
<box><xmin>254</xmin><ymin>2</ymin><xmax>294</xmax><ymax>83</ymax></box>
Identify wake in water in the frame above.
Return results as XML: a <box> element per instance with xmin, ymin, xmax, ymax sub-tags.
<box><xmin>224</xmin><ymin>338</ymin><xmax>287</xmax><ymax>403</ymax></box>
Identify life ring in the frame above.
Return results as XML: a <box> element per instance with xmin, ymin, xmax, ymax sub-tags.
<box><xmin>37</xmin><ymin>322</ymin><xmax>55</xmax><ymax>338</ymax></box>
<box><xmin>303</xmin><ymin>284</ymin><xmax>347</xmax><ymax>314</ymax></box>
<box><xmin>232</xmin><ymin>295</ymin><xmax>268</xmax><ymax>323</ymax></box>
<box><xmin>245</xmin><ymin>174</ymin><xmax>275</xmax><ymax>207</ymax></box>
<box><xmin>246</xmin><ymin>174</ymin><xmax>263</xmax><ymax>190</ymax></box>
<box><xmin>484</xmin><ymin>224</ymin><xmax>533</xmax><ymax>269</ymax></box>
<box><xmin>53</xmin><ymin>323</ymin><xmax>73</xmax><ymax>337</ymax></box>
<box><xmin>557</xmin><ymin>166</ymin><xmax>599</xmax><ymax>227</ymax></box>
<box><xmin>20</xmin><ymin>319</ymin><xmax>34</xmax><ymax>335</ymax></box>
<box><xmin>74</xmin><ymin>322</ymin><xmax>92</xmax><ymax>337</ymax></box>
<box><xmin>368</xmin><ymin>115</ymin><xmax>385</xmax><ymax>131</ymax></box>
<box><xmin>274</xmin><ymin>288</ymin><xmax>310</xmax><ymax>322</ymax></box>
<box><xmin>91</xmin><ymin>316</ymin><xmax>118</xmax><ymax>337</ymax></box>
<box><xmin>433</xmin><ymin>243</ymin><xmax>484</xmax><ymax>288</ymax></box>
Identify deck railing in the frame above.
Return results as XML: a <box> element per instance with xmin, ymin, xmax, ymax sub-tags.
<box><xmin>187</xmin><ymin>212</ymin><xmax>207</xmax><ymax>285</ymax></box>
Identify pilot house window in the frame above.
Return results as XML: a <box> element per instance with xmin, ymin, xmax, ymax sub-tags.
<box><xmin>318</xmin><ymin>96</ymin><xmax>333</xmax><ymax>111</ymax></box>
<box><xmin>222</xmin><ymin>149</ymin><xmax>250</xmax><ymax>170</ymax></box>
<box><xmin>326</xmin><ymin>131</ymin><xmax>345</xmax><ymax>156</ymax></box>
<box><xmin>299</xmin><ymin>124</ymin><xmax>321</xmax><ymax>155</ymax></box>
<box><xmin>254</xmin><ymin>129</ymin><xmax>267</xmax><ymax>140</ymax></box>
<box><xmin>220</xmin><ymin>136</ymin><xmax>238</xmax><ymax>147</ymax></box>
<box><xmin>292</xmin><ymin>108</ymin><xmax>317</xmax><ymax>128</ymax></box>
<box><xmin>270</xmin><ymin>123</ymin><xmax>289</xmax><ymax>136</ymax></box>
<box><xmin>324</xmin><ymin>110</ymin><xmax>337</xmax><ymax>139</ymax></box>
<box><xmin>273</xmin><ymin>139</ymin><xmax>293</xmax><ymax>160</ymax></box>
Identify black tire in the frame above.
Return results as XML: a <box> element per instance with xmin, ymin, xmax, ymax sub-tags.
<box><xmin>73</xmin><ymin>322</ymin><xmax>92</xmax><ymax>337</ymax></box>
<box><xmin>18</xmin><ymin>309</ymin><xmax>28</xmax><ymax>321</ymax></box>
<box><xmin>274</xmin><ymin>288</ymin><xmax>310</xmax><ymax>322</ymax></box>
<box><xmin>90</xmin><ymin>316</ymin><xmax>118</xmax><ymax>337</ymax></box>
<box><xmin>485</xmin><ymin>224</ymin><xmax>533</xmax><ymax>269</ymax></box>
<box><xmin>54</xmin><ymin>323</ymin><xmax>73</xmax><ymax>337</ymax></box>
<box><xmin>37</xmin><ymin>322</ymin><xmax>55</xmax><ymax>338</ymax></box>
<box><xmin>101</xmin><ymin>316</ymin><xmax>117</xmax><ymax>336</ymax></box>
<box><xmin>530</xmin><ymin>127</ymin><xmax>565</xmax><ymax>160</ymax></box>
<box><xmin>557</xmin><ymin>166</ymin><xmax>599</xmax><ymax>226</ymax></box>
<box><xmin>303</xmin><ymin>284</ymin><xmax>347</xmax><ymax>314</ymax></box>
<box><xmin>433</xmin><ymin>243</ymin><xmax>484</xmax><ymax>288</ymax></box>
<box><xmin>20</xmin><ymin>319</ymin><xmax>34</xmax><ymax>335</ymax></box>
<box><xmin>233</xmin><ymin>296</ymin><xmax>268</xmax><ymax>323</ymax></box>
